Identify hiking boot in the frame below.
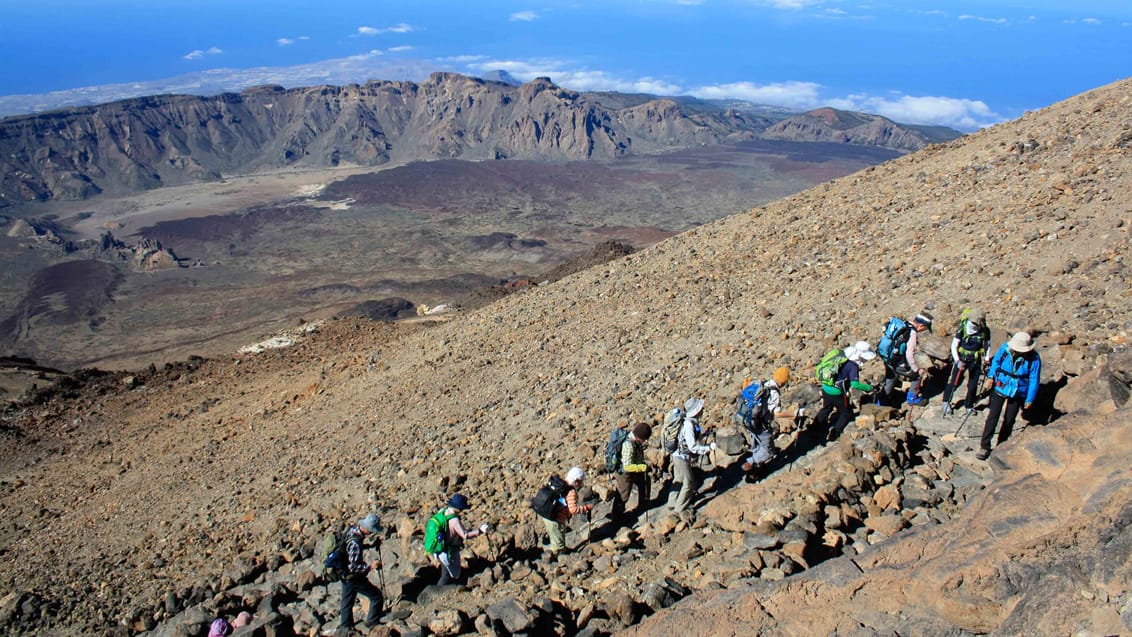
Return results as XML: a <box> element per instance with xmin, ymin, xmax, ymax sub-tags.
<box><xmin>975</xmin><ymin>448</ymin><xmax>990</xmax><ymax>460</ymax></box>
<box><xmin>941</xmin><ymin>403</ymin><xmax>953</xmax><ymax>417</ymax></box>
<box><xmin>967</xmin><ymin>408</ymin><xmax>977</xmax><ymax>417</ymax></box>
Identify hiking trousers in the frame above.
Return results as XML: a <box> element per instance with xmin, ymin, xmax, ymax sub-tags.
<box><xmin>340</xmin><ymin>575</ymin><xmax>383</xmax><ymax>628</ymax></box>
<box><xmin>436</xmin><ymin>549</ymin><xmax>463</xmax><ymax>585</ymax></box>
<box><xmin>671</xmin><ymin>456</ymin><xmax>701</xmax><ymax>513</ymax></box>
<box><xmin>542</xmin><ymin>517</ymin><xmax>566</xmax><ymax>553</ymax></box>
<box><xmin>980</xmin><ymin>391</ymin><xmax>1022</xmax><ymax>452</ymax></box>
<box><xmin>613</xmin><ymin>471</ymin><xmax>650</xmax><ymax>519</ymax></box>
<box><xmin>943</xmin><ymin>360</ymin><xmax>981</xmax><ymax>409</ymax></box>
<box><xmin>815</xmin><ymin>392</ymin><xmax>852</xmax><ymax>438</ymax></box>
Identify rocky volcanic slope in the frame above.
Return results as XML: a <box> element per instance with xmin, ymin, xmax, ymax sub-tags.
<box><xmin>0</xmin><ymin>79</ymin><xmax>1129</xmax><ymax>636</ymax></box>
<box><xmin>0</xmin><ymin>73</ymin><xmax>955</xmax><ymax>205</ymax></box>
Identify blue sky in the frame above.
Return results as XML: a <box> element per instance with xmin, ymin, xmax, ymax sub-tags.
<box><xmin>0</xmin><ymin>0</ymin><xmax>1128</xmax><ymax>130</ymax></box>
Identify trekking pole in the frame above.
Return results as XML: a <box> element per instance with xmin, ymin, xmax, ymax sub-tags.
<box><xmin>376</xmin><ymin>561</ymin><xmax>388</xmax><ymax>612</ymax></box>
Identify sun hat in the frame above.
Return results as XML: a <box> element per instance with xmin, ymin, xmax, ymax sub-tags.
<box><xmin>631</xmin><ymin>422</ymin><xmax>653</xmax><ymax>440</ymax></box>
<box><xmin>851</xmin><ymin>340</ymin><xmax>877</xmax><ymax>362</ymax></box>
<box><xmin>359</xmin><ymin>512</ymin><xmax>381</xmax><ymax>533</ymax></box>
<box><xmin>684</xmin><ymin>397</ymin><xmax>705</xmax><ymax>418</ymax></box>
<box><xmin>448</xmin><ymin>493</ymin><xmax>470</xmax><ymax>510</ymax></box>
<box><xmin>967</xmin><ymin>309</ymin><xmax>986</xmax><ymax>326</ymax></box>
<box><xmin>565</xmin><ymin>467</ymin><xmax>585</xmax><ymax>484</ymax></box>
<box><xmin>773</xmin><ymin>367</ymin><xmax>790</xmax><ymax>385</ymax></box>
<box><xmin>1008</xmin><ymin>332</ymin><xmax>1034</xmax><ymax>353</ymax></box>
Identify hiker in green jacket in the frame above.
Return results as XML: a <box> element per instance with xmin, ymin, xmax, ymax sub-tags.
<box><xmin>815</xmin><ymin>341</ymin><xmax>876</xmax><ymax>441</ymax></box>
<box><xmin>611</xmin><ymin>423</ymin><xmax>652</xmax><ymax>522</ymax></box>
<box><xmin>431</xmin><ymin>494</ymin><xmax>490</xmax><ymax>586</ymax></box>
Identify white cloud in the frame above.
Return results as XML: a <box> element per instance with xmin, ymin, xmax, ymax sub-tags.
<box><xmin>346</xmin><ymin>50</ymin><xmax>383</xmax><ymax>61</ymax></box>
<box><xmin>509</xmin><ymin>11</ymin><xmax>539</xmax><ymax>21</ymax></box>
<box><xmin>958</xmin><ymin>14</ymin><xmax>1007</xmax><ymax>24</ymax></box>
<box><xmin>440</xmin><ymin>55</ymin><xmax>487</xmax><ymax>63</ymax></box>
<box><xmin>467</xmin><ymin>59</ymin><xmax>682</xmax><ymax>94</ymax></box>
<box><xmin>182</xmin><ymin>47</ymin><xmax>222</xmax><ymax>60</ymax></box>
<box><xmin>357</xmin><ymin>23</ymin><xmax>414</xmax><ymax>37</ymax></box>
<box><xmin>827</xmin><ymin>93</ymin><xmax>999</xmax><ymax>130</ymax></box>
<box><xmin>1083</xmin><ymin>17</ymin><xmax>1102</xmax><ymax>25</ymax></box>
<box><xmin>748</xmin><ymin>0</ymin><xmax>825</xmax><ymax>8</ymax></box>
<box><xmin>388</xmin><ymin>45</ymin><xmax>413</xmax><ymax>52</ymax></box>
<box><xmin>277</xmin><ymin>38</ymin><xmax>295</xmax><ymax>46</ymax></box>
<box><xmin>691</xmin><ymin>81</ymin><xmax>823</xmax><ymax>109</ymax></box>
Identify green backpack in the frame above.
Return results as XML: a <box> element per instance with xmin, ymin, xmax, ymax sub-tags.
<box><xmin>423</xmin><ymin>510</ymin><xmax>457</xmax><ymax>555</ymax></box>
<box><xmin>815</xmin><ymin>348</ymin><xmax>848</xmax><ymax>386</ymax></box>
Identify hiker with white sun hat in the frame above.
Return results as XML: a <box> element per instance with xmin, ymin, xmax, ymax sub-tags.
<box><xmin>976</xmin><ymin>331</ymin><xmax>1041</xmax><ymax>460</ymax></box>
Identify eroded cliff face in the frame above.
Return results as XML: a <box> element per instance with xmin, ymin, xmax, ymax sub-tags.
<box><xmin>0</xmin><ymin>74</ymin><xmax>729</xmax><ymax>203</ymax></box>
<box><xmin>0</xmin><ymin>73</ymin><xmax>958</xmax><ymax>205</ymax></box>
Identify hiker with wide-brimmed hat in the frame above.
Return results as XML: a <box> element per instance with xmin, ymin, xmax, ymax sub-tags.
<box><xmin>339</xmin><ymin>513</ymin><xmax>384</xmax><ymax>632</ymax></box>
<box><xmin>670</xmin><ymin>397</ymin><xmax>717</xmax><ymax>514</ymax></box>
<box><xmin>976</xmin><ymin>331</ymin><xmax>1041</xmax><ymax>460</ymax></box>
<box><xmin>815</xmin><ymin>341</ymin><xmax>877</xmax><ymax>441</ymax></box>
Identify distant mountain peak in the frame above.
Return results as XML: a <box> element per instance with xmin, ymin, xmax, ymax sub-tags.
<box><xmin>480</xmin><ymin>70</ymin><xmax>522</xmax><ymax>86</ymax></box>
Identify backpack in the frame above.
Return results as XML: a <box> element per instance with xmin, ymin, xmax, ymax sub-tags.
<box><xmin>423</xmin><ymin>510</ymin><xmax>457</xmax><ymax>555</ymax></box>
<box><xmin>734</xmin><ymin>381</ymin><xmax>770</xmax><ymax>430</ymax></box>
<box><xmin>530</xmin><ymin>475</ymin><xmax>570</xmax><ymax>520</ymax></box>
<box><xmin>877</xmin><ymin>317</ymin><xmax>912</xmax><ymax>364</ymax></box>
<box><xmin>603</xmin><ymin>426</ymin><xmax>629</xmax><ymax>474</ymax></box>
<box><xmin>659</xmin><ymin>407</ymin><xmax>685</xmax><ymax>454</ymax></box>
<box><xmin>322</xmin><ymin>531</ymin><xmax>350</xmax><ymax>582</ymax></box>
<box><xmin>815</xmin><ymin>348</ymin><xmax>848</xmax><ymax>386</ymax></box>
<box><xmin>955</xmin><ymin>310</ymin><xmax>991</xmax><ymax>362</ymax></box>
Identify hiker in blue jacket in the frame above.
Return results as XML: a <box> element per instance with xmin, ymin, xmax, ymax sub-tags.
<box><xmin>976</xmin><ymin>332</ymin><xmax>1041</xmax><ymax>460</ymax></box>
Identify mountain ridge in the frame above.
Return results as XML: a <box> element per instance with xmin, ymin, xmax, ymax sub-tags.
<box><xmin>0</xmin><ymin>72</ymin><xmax>959</xmax><ymax>206</ymax></box>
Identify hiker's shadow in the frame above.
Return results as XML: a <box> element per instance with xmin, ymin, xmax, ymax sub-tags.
<box><xmin>1026</xmin><ymin>377</ymin><xmax>1067</xmax><ymax>426</ymax></box>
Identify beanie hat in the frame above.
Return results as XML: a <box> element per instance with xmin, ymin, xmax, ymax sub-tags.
<box><xmin>631</xmin><ymin>423</ymin><xmax>653</xmax><ymax>440</ymax></box>
<box><xmin>448</xmin><ymin>493</ymin><xmax>470</xmax><ymax>510</ymax></box>
<box><xmin>565</xmin><ymin>466</ymin><xmax>585</xmax><ymax>484</ymax></box>
<box><xmin>773</xmin><ymin>367</ymin><xmax>790</xmax><ymax>386</ymax></box>
<box><xmin>1008</xmin><ymin>332</ymin><xmax>1034</xmax><ymax>353</ymax></box>
<box><xmin>359</xmin><ymin>512</ymin><xmax>381</xmax><ymax>533</ymax></box>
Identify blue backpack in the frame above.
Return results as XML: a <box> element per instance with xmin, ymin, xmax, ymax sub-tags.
<box><xmin>734</xmin><ymin>381</ymin><xmax>770</xmax><ymax>430</ymax></box>
<box><xmin>604</xmin><ymin>426</ymin><xmax>629</xmax><ymax>473</ymax></box>
<box><xmin>877</xmin><ymin>317</ymin><xmax>912</xmax><ymax>364</ymax></box>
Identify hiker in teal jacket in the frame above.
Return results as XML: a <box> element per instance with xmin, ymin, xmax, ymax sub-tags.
<box><xmin>815</xmin><ymin>341</ymin><xmax>876</xmax><ymax>440</ymax></box>
<box><xmin>976</xmin><ymin>332</ymin><xmax>1041</xmax><ymax>460</ymax></box>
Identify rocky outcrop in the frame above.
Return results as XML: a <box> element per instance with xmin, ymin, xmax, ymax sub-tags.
<box><xmin>762</xmin><ymin>107</ymin><xmax>946</xmax><ymax>151</ymax></box>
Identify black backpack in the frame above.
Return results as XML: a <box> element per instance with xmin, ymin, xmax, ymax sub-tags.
<box><xmin>531</xmin><ymin>475</ymin><xmax>570</xmax><ymax>520</ymax></box>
